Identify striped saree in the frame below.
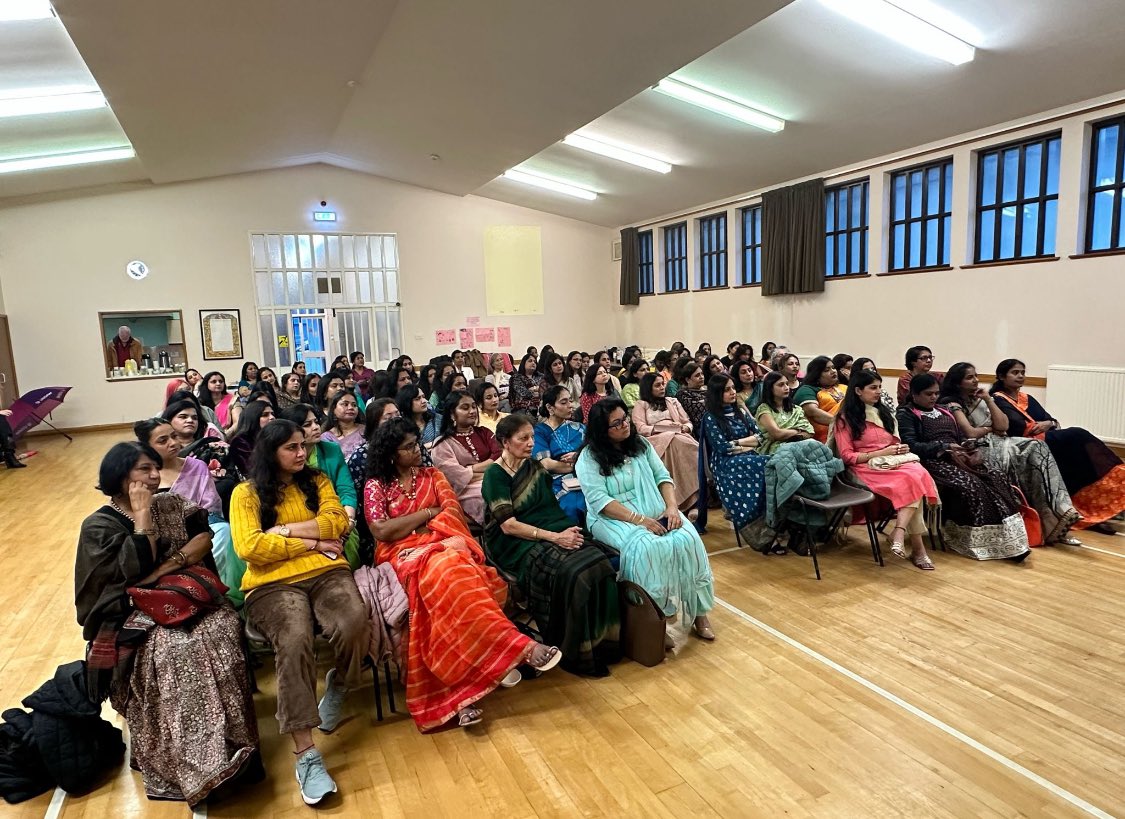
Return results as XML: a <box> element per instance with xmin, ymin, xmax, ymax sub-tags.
<box><xmin>363</xmin><ymin>468</ymin><xmax>533</xmax><ymax>731</ymax></box>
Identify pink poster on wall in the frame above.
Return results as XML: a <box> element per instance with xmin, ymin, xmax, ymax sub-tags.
<box><xmin>459</xmin><ymin>328</ymin><xmax>475</xmax><ymax>349</ymax></box>
<box><xmin>475</xmin><ymin>327</ymin><xmax>495</xmax><ymax>343</ymax></box>
<box><xmin>466</xmin><ymin>316</ymin><xmax>481</xmax><ymax>327</ymax></box>
<box><xmin>435</xmin><ymin>329</ymin><xmax>456</xmax><ymax>345</ymax></box>
<box><xmin>496</xmin><ymin>326</ymin><xmax>511</xmax><ymax>347</ymax></box>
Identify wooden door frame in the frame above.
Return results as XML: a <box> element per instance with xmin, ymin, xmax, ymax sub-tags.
<box><xmin>0</xmin><ymin>314</ymin><xmax>18</xmax><ymax>405</ymax></box>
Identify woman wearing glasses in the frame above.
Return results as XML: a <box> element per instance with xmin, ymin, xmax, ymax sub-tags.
<box><xmin>576</xmin><ymin>399</ymin><xmax>716</xmax><ymax>643</ymax></box>
<box><xmin>896</xmin><ymin>346</ymin><xmax>945</xmax><ymax>405</ymax></box>
<box><xmin>533</xmin><ymin>385</ymin><xmax>587</xmax><ymax>522</ymax></box>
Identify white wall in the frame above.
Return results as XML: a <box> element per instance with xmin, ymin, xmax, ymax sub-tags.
<box><xmin>610</xmin><ymin>92</ymin><xmax>1125</xmax><ymax>382</ymax></box>
<box><xmin>0</xmin><ymin>164</ymin><xmax>615</xmax><ymax>427</ymax></box>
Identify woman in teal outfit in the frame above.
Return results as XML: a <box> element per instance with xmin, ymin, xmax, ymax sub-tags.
<box><xmin>533</xmin><ymin>385</ymin><xmax>587</xmax><ymax>522</ymax></box>
<box><xmin>575</xmin><ymin>398</ymin><xmax>716</xmax><ymax>641</ymax></box>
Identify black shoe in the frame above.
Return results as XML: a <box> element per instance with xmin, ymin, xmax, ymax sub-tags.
<box><xmin>3</xmin><ymin>452</ymin><xmax>25</xmax><ymax>469</ymax></box>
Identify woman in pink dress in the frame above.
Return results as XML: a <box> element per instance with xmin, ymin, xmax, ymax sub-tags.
<box><xmin>630</xmin><ymin>372</ymin><xmax>699</xmax><ymax>512</ymax></box>
<box><xmin>430</xmin><ymin>391</ymin><xmax>501</xmax><ymax>526</ymax></box>
<box><xmin>833</xmin><ymin>369</ymin><xmax>939</xmax><ymax>571</ymax></box>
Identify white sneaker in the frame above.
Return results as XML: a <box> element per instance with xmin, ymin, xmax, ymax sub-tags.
<box><xmin>295</xmin><ymin>748</ymin><xmax>337</xmax><ymax>805</ymax></box>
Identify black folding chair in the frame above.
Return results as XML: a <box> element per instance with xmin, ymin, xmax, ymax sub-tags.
<box><xmin>790</xmin><ymin>476</ymin><xmax>884</xmax><ymax>580</ymax></box>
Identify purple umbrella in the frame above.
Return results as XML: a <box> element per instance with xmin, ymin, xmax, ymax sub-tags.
<box><xmin>8</xmin><ymin>386</ymin><xmax>73</xmax><ymax>441</ymax></box>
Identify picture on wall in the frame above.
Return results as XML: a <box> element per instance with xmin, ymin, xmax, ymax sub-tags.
<box><xmin>199</xmin><ymin>309</ymin><xmax>243</xmax><ymax>360</ymax></box>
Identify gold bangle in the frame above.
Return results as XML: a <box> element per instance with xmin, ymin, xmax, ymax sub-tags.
<box><xmin>532</xmin><ymin>527</ymin><xmax>539</xmax><ymax>540</ymax></box>
<box><xmin>171</xmin><ymin>550</ymin><xmax>187</xmax><ymax>566</ymax></box>
<box><xmin>134</xmin><ymin>529</ymin><xmax>154</xmax><ymax>536</ymax></box>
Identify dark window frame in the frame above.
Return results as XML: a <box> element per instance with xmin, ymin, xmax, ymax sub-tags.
<box><xmin>974</xmin><ymin>131</ymin><xmax>1061</xmax><ymax>263</ymax></box>
<box><xmin>1086</xmin><ymin>115</ymin><xmax>1125</xmax><ymax>253</ymax></box>
<box><xmin>637</xmin><ymin>230</ymin><xmax>655</xmax><ymax>295</ymax></box>
<box><xmin>825</xmin><ymin>178</ymin><xmax>869</xmax><ymax>277</ymax></box>
<box><xmin>663</xmin><ymin>222</ymin><xmax>688</xmax><ymax>293</ymax></box>
<box><xmin>696</xmin><ymin>212</ymin><xmax>728</xmax><ymax>289</ymax></box>
<box><xmin>887</xmin><ymin>158</ymin><xmax>953</xmax><ymax>272</ymax></box>
<box><xmin>739</xmin><ymin>204</ymin><xmax>762</xmax><ymax>286</ymax></box>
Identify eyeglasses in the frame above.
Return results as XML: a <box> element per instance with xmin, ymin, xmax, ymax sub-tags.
<box><xmin>918</xmin><ymin>355</ymin><xmax>934</xmax><ymax>361</ymax></box>
<box><xmin>397</xmin><ymin>441</ymin><xmax>421</xmax><ymax>452</ymax></box>
<box><xmin>608</xmin><ymin>417</ymin><xmax>631</xmax><ymax>430</ymax></box>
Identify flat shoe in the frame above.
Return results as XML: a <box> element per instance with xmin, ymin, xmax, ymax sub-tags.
<box><xmin>499</xmin><ymin>668</ymin><xmax>522</xmax><ymax>688</ymax></box>
<box><xmin>692</xmin><ymin>623</ymin><xmax>716</xmax><ymax>641</ymax></box>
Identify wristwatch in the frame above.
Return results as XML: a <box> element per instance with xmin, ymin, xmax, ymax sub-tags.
<box><xmin>279</xmin><ymin>525</ymin><xmax>291</xmax><ymax>537</ymax></box>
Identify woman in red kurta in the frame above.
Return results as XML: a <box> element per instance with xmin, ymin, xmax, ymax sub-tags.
<box><xmin>363</xmin><ymin>417</ymin><xmax>560</xmax><ymax>731</ymax></box>
<box><xmin>833</xmin><ymin>370</ymin><xmax>939</xmax><ymax>571</ymax></box>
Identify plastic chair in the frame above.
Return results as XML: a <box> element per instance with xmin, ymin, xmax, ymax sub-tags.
<box><xmin>790</xmin><ymin>476</ymin><xmax>883</xmax><ymax>580</ymax></box>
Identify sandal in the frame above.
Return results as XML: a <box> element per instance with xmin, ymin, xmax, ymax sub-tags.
<box><xmin>528</xmin><ymin>644</ymin><xmax>562</xmax><ymax>672</ymax></box>
<box><xmin>890</xmin><ymin>526</ymin><xmax>908</xmax><ymax>560</ymax></box>
<box><xmin>456</xmin><ymin>706</ymin><xmax>483</xmax><ymax>727</ymax></box>
<box><xmin>912</xmin><ymin>553</ymin><xmax>936</xmax><ymax>571</ymax></box>
<box><xmin>499</xmin><ymin>668</ymin><xmax>522</xmax><ymax>688</ymax></box>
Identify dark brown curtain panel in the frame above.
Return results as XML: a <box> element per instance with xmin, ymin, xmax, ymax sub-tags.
<box><xmin>619</xmin><ymin>227</ymin><xmax>640</xmax><ymax>306</ymax></box>
<box><xmin>761</xmin><ymin>178</ymin><xmax>826</xmax><ymax>296</ymax></box>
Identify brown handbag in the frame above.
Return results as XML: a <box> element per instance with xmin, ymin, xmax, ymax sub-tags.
<box><xmin>619</xmin><ymin>581</ymin><xmax>666</xmax><ymax>667</ymax></box>
<box><xmin>128</xmin><ymin>565</ymin><xmax>229</xmax><ymax>627</ymax></box>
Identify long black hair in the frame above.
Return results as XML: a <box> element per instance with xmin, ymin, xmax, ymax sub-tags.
<box><xmin>638</xmin><ymin>372</ymin><xmax>666</xmax><ymax>411</ymax></box>
<box><xmin>990</xmin><ymin>358</ymin><xmax>1026</xmax><ymax>395</ymax></box>
<box><xmin>248</xmin><ymin>419</ymin><xmax>320</xmax><ymax>531</ymax></box>
<box><xmin>621</xmin><ymin>358</ymin><xmax>648</xmax><ymax>386</ymax></box>
<box><xmin>314</xmin><ymin>370</ymin><xmax>348</xmax><ymax>410</ymax></box>
<box><xmin>540</xmin><ymin>352</ymin><xmax>565</xmax><ymax>387</ymax></box>
<box><xmin>247</xmin><ymin>382</ymin><xmax>277</xmax><ymax>408</ymax></box>
<box><xmin>300</xmin><ymin>373</ymin><xmax>321</xmax><ymax>404</ymax></box>
<box><xmin>852</xmin><ymin>357</ymin><xmax>878</xmax><ymax>376</ymax></box>
<box><xmin>760</xmin><ymin>371</ymin><xmax>794</xmax><ymax>413</ymax></box>
<box><xmin>832</xmin><ymin>354</ymin><xmax>853</xmax><ymax>386</ymax></box>
<box><xmin>229</xmin><ymin>400</ymin><xmax>274</xmax><ymax>450</ymax></box>
<box><xmin>435</xmin><ymin>370</ymin><xmax>469</xmax><ymax>407</ymax></box>
<box><xmin>731</xmin><ymin>360</ymin><xmax>757</xmax><ymax>394</ymax></box>
<box><xmin>96</xmin><ymin>441</ymin><xmax>162</xmax><ymax>496</ymax></box>
<box><xmin>516</xmin><ymin>352</ymin><xmax>538</xmax><ymax>378</ymax></box>
<box><xmin>362</xmin><ymin>397</ymin><xmax>398</xmax><ymax>440</ymax></box>
<box><xmin>939</xmin><ymin>362</ymin><xmax>975</xmax><ymax>405</ymax></box>
<box><xmin>701</xmin><ymin>355</ymin><xmax>725</xmax><ymax>378</ymax></box>
<box><xmin>802</xmin><ymin>355</ymin><xmax>833</xmax><ymax>388</ymax></box>
<box><xmin>582</xmin><ymin>364</ymin><xmax>612</xmax><ymax>396</ymax></box>
<box><xmin>386</xmin><ymin>362</ymin><xmax>415</xmax><ymax>398</ymax></box>
<box><xmin>417</xmin><ymin>365</ymin><xmax>437</xmax><ymax>398</ymax></box>
<box><xmin>436</xmin><ymin>390</ymin><xmax>474</xmax><ymax>442</ymax></box>
<box><xmin>322</xmin><ymin>389</ymin><xmax>360</xmax><ymax>434</ymax></box>
<box><xmin>394</xmin><ymin>384</ymin><xmax>432</xmax><ymax>428</ymax></box>
<box><xmin>239</xmin><ymin>361</ymin><xmax>259</xmax><ymax>383</ymax></box>
<box><xmin>581</xmin><ymin>398</ymin><xmax>646</xmax><ymax>477</ymax></box>
<box><xmin>366</xmin><ymin>417</ymin><xmax>418</xmax><ymax>484</ymax></box>
<box><xmin>196</xmin><ymin>371</ymin><xmax>227</xmax><ymax>409</ymax></box>
<box><xmin>837</xmin><ymin>369</ymin><xmax>895</xmax><ymax>440</ymax></box>
<box><xmin>704</xmin><ymin>373</ymin><xmax>743</xmax><ymax>438</ymax></box>
<box><xmin>162</xmin><ymin>394</ymin><xmax>208</xmax><ymax>441</ymax></box>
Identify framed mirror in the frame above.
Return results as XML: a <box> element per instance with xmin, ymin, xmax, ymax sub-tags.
<box><xmin>101</xmin><ymin>310</ymin><xmax>188</xmax><ymax>381</ymax></box>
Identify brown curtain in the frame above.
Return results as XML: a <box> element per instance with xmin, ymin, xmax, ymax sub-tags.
<box><xmin>619</xmin><ymin>227</ymin><xmax>640</xmax><ymax>306</ymax></box>
<box><xmin>761</xmin><ymin>178</ymin><xmax>826</xmax><ymax>296</ymax></box>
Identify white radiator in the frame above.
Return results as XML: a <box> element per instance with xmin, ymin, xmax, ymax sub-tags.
<box><xmin>1046</xmin><ymin>365</ymin><xmax>1125</xmax><ymax>444</ymax></box>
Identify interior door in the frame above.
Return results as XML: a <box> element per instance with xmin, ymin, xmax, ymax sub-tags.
<box><xmin>291</xmin><ymin>309</ymin><xmax>328</xmax><ymax>374</ymax></box>
<box><xmin>0</xmin><ymin>315</ymin><xmax>18</xmax><ymax>408</ymax></box>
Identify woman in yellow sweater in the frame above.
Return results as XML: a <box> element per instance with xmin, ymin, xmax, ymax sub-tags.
<box><xmin>230</xmin><ymin>419</ymin><xmax>370</xmax><ymax>807</ymax></box>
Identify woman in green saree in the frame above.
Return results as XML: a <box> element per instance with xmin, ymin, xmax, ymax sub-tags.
<box><xmin>482</xmin><ymin>414</ymin><xmax>621</xmax><ymax>677</ymax></box>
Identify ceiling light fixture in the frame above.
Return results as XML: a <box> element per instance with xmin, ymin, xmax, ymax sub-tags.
<box><xmin>654</xmin><ymin>78</ymin><xmax>785</xmax><ymax>133</ymax></box>
<box><xmin>0</xmin><ymin>0</ymin><xmax>54</xmax><ymax>22</ymax></box>
<box><xmin>502</xmin><ymin>169</ymin><xmax>597</xmax><ymax>200</ymax></box>
<box><xmin>562</xmin><ymin>133</ymin><xmax>672</xmax><ymax>174</ymax></box>
<box><xmin>0</xmin><ymin>146</ymin><xmax>135</xmax><ymax>175</ymax></box>
<box><xmin>0</xmin><ymin>90</ymin><xmax>107</xmax><ymax>119</ymax></box>
<box><xmin>819</xmin><ymin>0</ymin><xmax>975</xmax><ymax>65</ymax></box>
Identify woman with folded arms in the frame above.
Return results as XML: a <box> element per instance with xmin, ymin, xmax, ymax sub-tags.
<box><xmin>632</xmin><ymin>373</ymin><xmax>699</xmax><ymax>513</ymax></box>
<box><xmin>939</xmin><ymin>362</ymin><xmax>1080</xmax><ymax>544</ymax></box>
<box><xmin>508</xmin><ymin>352</ymin><xmax>543</xmax><ymax>416</ymax></box>
<box><xmin>430</xmin><ymin>391</ymin><xmax>501</xmax><ymax>527</ymax></box>
<box><xmin>834</xmin><ymin>369</ymin><xmax>938</xmax><ymax>571</ymax></box>
<box><xmin>533</xmin><ymin>385</ymin><xmax>587</xmax><ymax>522</ymax></box>
<box><xmin>364</xmin><ymin>418</ymin><xmax>562</xmax><ymax>731</ymax></box>
<box><xmin>230</xmin><ymin>420</ymin><xmax>366</xmax><ymax>805</ymax></box>
<box><xmin>619</xmin><ymin>358</ymin><xmax>649</xmax><ymax>409</ymax></box>
<box><xmin>793</xmin><ymin>355</ymin><xmax>845</xmax><ymax>443</ymax></box>
<box><xmin>320</xmin><ymin>391</ymin><xmax>365</xmax><ymax>460</ymax></box>
<box><xmin>991</xmin><ymin>358</ymin><xmax>1125</xmax><ymax>530</ymax></box>
<box><xmin>754</xmin><ymin>371</ymin><xmax>815</xmax><ymax>455</ymax></box>
<box><xmin>898</xmin><ymin>374</ymin><xmax>1030</xmax><ymax>561</ymax></box>
<box><xmin>576</xmin><ymin>399</ymin><xmax>716</xmax><ymax>642</ymax></box>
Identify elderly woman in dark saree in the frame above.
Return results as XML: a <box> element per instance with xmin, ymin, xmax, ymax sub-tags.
<box><xmin>75</xmin><ymin>442</ymin><xmax>258</xmax><ymax>808</ymax></box>
<box><xmin>482</xmin><ymin>414</ymin><xmax>621</xmax><ymax>677</ymax></box>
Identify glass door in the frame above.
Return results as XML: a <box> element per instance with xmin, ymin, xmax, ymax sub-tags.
<box><xmin>291</xmin><ymin>309</ymin><xmax>328</xmax><ymax>374</ymax></box>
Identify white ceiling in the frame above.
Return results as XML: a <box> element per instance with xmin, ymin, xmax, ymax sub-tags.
<box><xmin>2</xmin><ymin>0</ymin><xmax>1124</xmax><ymax>227</ymax></box>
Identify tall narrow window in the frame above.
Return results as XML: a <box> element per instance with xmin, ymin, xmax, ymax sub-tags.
<box><xmin>739</xmin><ymin>205</ymin><xmax>762</xmax><ymax>285</ymax></box>
<box><xmin>663</xmin><ymin>222</ymin><xmax>688</xmax><ymax>293</ymax></box>
<box><xmin>637</xmin><ymin>230</ymin><xmax>654</xmax><ymax>295</ymax></box>
<box><xmin>697</xmin><ymin>212</ymin><xmax>728</xmax><ymax>289</ymax></box>
<box><xmin>888</xmin><ymin>159</ymin><xmax>953</xmax><ymax>271</ymax></box>
<box><xmin>975</xmin><ymin>133</ymin><xmax>1060</xmax><ymax>262</ymax></box>
<box><xmin>1087</xmin><ymin>116</ymin><xmax>1125</xmax><ymax>252</ymax></box>
<box><xmin>825</xmin><ymin>179</ymin><xmax>869</xmax><ymax>276</ymax></box>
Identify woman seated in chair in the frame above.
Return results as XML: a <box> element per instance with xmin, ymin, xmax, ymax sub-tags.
<box><xmin>701</xmin><ymin>375</ymin><xmax>771</xmax><ymax>549</ymax></box>
<box><xmin>430</xmin><ymin>391</ymin><xmax>500</xmax><ymax>527</ymax></box>
<box><xmin>230</xmin><ymin>421</ymin><xmax>366</xmax><ymax>805</ymax></box>
<box><xmin>898</xmin><ymin>374</ymin><xmax>1030</xmax><ymax>561</ymax></box>
<box><xmin>508</xmin><ymin>352</ymin><xmax>543</xmax><ymax>415</ymax></box>
<box><xmin>770</xmin><ymin>351</ymin><xmax>802</xmax><ymax>393</ymax></box>
<box><xmin>483</xmin><ymin>414</ymin><xmax>621</xmax><ymax>677</ymax></box>
<box><xmin>939</xmin><ymin>362</ymin><xmax>1081</xmax><ymax>545</ymax></box>
<box><xmin>672</xmin><ymin>361</ymin><xmax>708</xmax><ymax>436</ymax></box>
<box><xmin>631</xmin><ymin>373</ymin><xmax>700</xmax><ymax>513</ymax></box>
<box><xmin>395</xmin><ymin>384</ymin><xmax>441</xmax><ymax>451</ymax></box>
<box><xmin>618</xmin><ymin>357</ymin><xmax>649</xmax><ymax>409</ymax></box>
<box><xmin>432</xmin><ymin>370</ymin><xmax>470</xmax><ymax>415</ymax></box>
<box><xmin>754</xmin><ymin>371</ymin><xmax>815</xmax><ymax>455</ymax></box>
<box><xmin>576</xmin><ymin>399</ymin><xmax>716</xmax><ymax>642</ymax></box>
<box><xmin>485</xmin><ymin>353</ymin><xmax>511</xmax><ymax>408</ymax></box>
<box><xmin>834</xmin><ymin>370</ymin><xmax>939</xmax><ymax>571</ymax></box>
<box><xmin>539</xmin><ymin>351</ymin><xmax>568</xmax><ymax>396</ymax></box>
<box><xmin>896</xmin><ymin>345</ymin><xmax>944</xmax><ymax>405</ymax></box>
<box><xmin>227</xmin><ymin>400</ymin><xmax>277</xmax><ymax>476</ymax></box>
<box><xmin>991</xmin><ymin>358</ymin><xmax>1125</xmax><ymax>531</ymax></box>
<box><xmin>320</xmin><ymin>391</ymin><xmax>365</xmax><ymax>460</ymax></box>
<box><xmin>793</xmin><ymin>356</ymin><xmax>845</xmax><ymax>443</ymax></box>
<box><xmin>474</xmin><ymin>381</ymin><xmax>508</xmax><ymax>433</ymax></box>
<box><xmin>532</xmin><ymin>385</ymin><xmax>587</xmax><ymax>522</ymax></box>
<box><xmin>278</xmin><ymin>372</ymin><xmax>305</xmax><ymax>410</ymax></box>
<box><xmin>77</xmin><ymin>442</ymin><xmax>258</xmax><ymax>807</ymax></box>
<box><xmin>580</xmin><ymin>363</ymin><xmax>615</xmax><ymax>422</ymax></box>
<box><xmin>731</xmin><ymin>360</ymin><xmax>761</xmax><ymax>412</ymax></box>
<box><xmin>363</xmin><ymin>418</ymin><xmax>562</xmax><ymax>731</ymax></box>
<box><xmin>851</xmin><ymin>358</ymin><xmax>896</xmax><ymax>410</ymax></box>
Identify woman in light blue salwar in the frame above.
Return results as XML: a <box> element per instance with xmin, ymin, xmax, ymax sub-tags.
<box><xmin>576</xmin><ymin>398</ymin><xmax>716</xmax><ymax>641</ymax></box>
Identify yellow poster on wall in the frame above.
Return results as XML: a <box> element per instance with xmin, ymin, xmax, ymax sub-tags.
<box><xmin>484</xmin><ymin>226</ymin><xmax>544</xmax><ymax>316</ymax></box>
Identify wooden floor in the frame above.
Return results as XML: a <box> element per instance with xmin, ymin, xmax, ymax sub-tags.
<box><xmin>2</xmin><ymin>431</ymin><xmax>1124</xmax><ymax>818</ymax></box>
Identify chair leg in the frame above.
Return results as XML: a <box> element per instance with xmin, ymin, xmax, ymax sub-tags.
<box><xmin>369</xmin><ymin>656</ymin><xmax>384</xmax><ymax>722</ymax></box>
<box><xmin>804</xmin><ymin>521</ymin><xmax>821</xmax><ymax>580</ymax></box>
<box><xmin>866</xmin><ymin>517</ymin><xmax>884</xmax><ymax>566</ymax></box>
<box><xmin>383</xmin><ymin>660</ymin><xmax>396</xmax><ymax>714</ymax></box>
<box><xmin>733</xmin><ymin>521</ymin><xmax>743</xmax><ymax>549</ymax></box>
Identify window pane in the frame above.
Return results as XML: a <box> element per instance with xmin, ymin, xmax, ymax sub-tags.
<box><xmin>837</xmin><ymin>234</ymin><xmax>847</xmax><ymax>273</ymax></box>
<box><xmin>925</xmin><ymin>218</ymin><xmax>939</xmax><ymax>266</ymax></box>
<box><xmin>255</xmin><ymin>270</ymin><xmax>271</xmax><ymax>305</ymax></box>
<box><xmin>893</xmin><ymin>224</ymin><xmax>905</xmax><ymax>269</ymax></box>
<box><xmin>259</xmin><ymin>314</ymin><xmax>275</xmax><ymax>367</ymax></box>
<box><xmin>1023</xmin><ymin>142</ymin><xmax>1042</xmax><ymax>198</ymax></box>
<box><xmin>1118</xmin><ymin>192</ymin><xmax>1125</xmax><ymax>248</ymax></box>
<box><xmin>893</xmin><ymin>174</ymin><xmax>906</xmax><ymax>221</ymax></box>
<box><xmin>298</xmin><ymin>234</ymin><xmax>312</xmax><ymax>268</ymax></box>
<box><xmin>274</xmin><ymin>313</ymin><xmax>290</xmax><ymax>368</ymax></box>
<box><xmin>910</xmin><ymin>172</ymin><xmax>923</xmax><ymax>218</ymax></box>
<box><xmin>283</xmin><ymin>234</ymin><xmax>298</xmax><ymax>269</ymax></box>
<box><xmin>272</xmin><ymin>271</ymin><xmax>286</xmax><ymax>303</ymax></box>
<box><xmin>1046</xmin><ymin>138</ymin><xmax>1060</xmax><ymax>196</ymax></box>
<box><xmin>1001</xmin><ymin>149</ymin><xmax>1019</xmax><ymax>203</ymax></box>
<box><xmin>368</xmin><ymin>236</ymin><xmax>383</xmax><ymax>269</ymax></box>
<box><xmin>252</xmin><ymin>234</ymin><xmax>267</xmax><ymax>268</ymax></box>
<box><xmin>1044</xmin><ymin>199</ymin><xmax>1058</xmax><ymax>255</ymax></box>
<box><xmin>1089</xmin><ymin>190</ymin><xmax>1113</xmax><ymax>250</ymax></box>
<box><xmin>327</xmin><ymin>236</ymin><xmax>340</xmax><ymax>268</ymax></box>
<box><xmin>383</xmin><ymin>237</ymin><xmax>398</xmax><ymax>268</ymax></box>
<box><xmin>826</xmin><ymin>236</ymin><xmax>834</xmax><ymax>274</ymax></box>
<box><xmin>944</xmin><ymin>163</ymin><xmax>953</xmax><ymax>211</ymax></box>
<box><xmin>999</xmin><ymin>206</ymin><xmax>1016</xmax><ymax>259</ymax></box>
<box><xmin>826</xmin><ymin>195</ymin><xmax>835</xmax><ymax>232</ymax></box>
<box><xmin>344</xmin><ymin>270</ymin><xmax>358</xmax><ymax>303</ymax></box>
<box><xmin>838</xmin><ymin>190</ymin><xmax>848</xmax><ymax>227</ymax></box>
<box><xmin>909</xmin><ymin>222</ymin><xmax>921</xmax><ymax>268</ymax></box>
<box><xmin>312</xmin><ymin>234</ymin><xmax>326</xmax><ymax>269</ymax></box>
<box><xmin>286</xmin><ymin>271</ymin><xmax>300</xmax><ymax>304</ymax></box>
<box><xmin>342</xmin><ymin>235</ymin><xmax>355</xmax><ymax>268</ymax></box>
<box><xmin>1094</xmin><ymin>125</ymin><xmax>1121</xmax><ymax>186</ymax></box>
<box><xmin>1020</xmin><ymin>203</ymin><xmax>1040</xmax><ymax>257</ymax></box>
<box><xmin>754</xmin><ymin>247</ymin><xmax>761</xmax><ymax>282</ymax></box>
<box><xmin>926</xmin><ymin>167</ymin><xmax>940</xmax><ymax>215</ymax></box>
<box><xmin>942</xmin><ymin>216</ymin><xmax>951</xmax><ymax>264</ymax></box>
<box><xmin>355</xmin><ymin>236</ymin><xmax>368</xmax><ymax>268</ymax></box>
<box><xmin>981</xmin><ymin>153</ymin><xmax>998</xmax><ymax>206</ymax></box>
<box><xmin>850</xmin><ymin>232</ymin><xmax>861</xmax><ymax>272</ymax></box>
<box><xmin>267</xmin><ymin>234</ymin><xmax>283</xmax><ymax>268</ymax></box>
<box><xmin>979</xmin><ymin>211</ymin><xmax>996</xmax><ymax>262</ymax></box>
<box><xmin>851</xmin><ymin>186</ymin><xmax>863</xmax><ymax>226</ymax></box>
<box><xmin>373</xmin><ymin>270</ymin><xmax>386</xmax><ymax>303</ymax></box>
<box><xmin>301</xmin><ymin>271</ymin><xmax>315</xmax><ymax>303</ymax></box>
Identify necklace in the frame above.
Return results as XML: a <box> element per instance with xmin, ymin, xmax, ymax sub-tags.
<box><xmin>110</xmin><ymin>499</ymin><xmax>135</xmax><ymax>521</ymax></box>
<box><xmin>395</xmin><ymin>467</ymin><xmax>419</xmax><ymax>499</ymax></box>
<box><xmin>500</xmin><ymin>454</ymin><xmax>524</xmax><ymax>475</ymax></box>
<box><xmin>455</xmin><ymin>428</ymin><xmax>480</xmax><ymax>460</ymax></box>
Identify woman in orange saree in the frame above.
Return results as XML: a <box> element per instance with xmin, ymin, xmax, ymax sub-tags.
<box><xmin>362</xmin><ymin>417</ymin><xmax>561</xmax><ymax>731</ymax></box>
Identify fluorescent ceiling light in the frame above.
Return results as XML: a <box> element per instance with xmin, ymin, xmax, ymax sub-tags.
<box><xmin>502</xmin><ymin>169</ymin><xmax>597</xmax><ymax>200</ymax></box>
<box><xmin>0</xmin><ymin>90</ymin><xmax>106</xmax><ymax>119</ymax></box>
<box><xmin>0</xmin><ymin>146</ymin><xmax>135</xmax><ymax>175</ymax></box>
<box><xmin>562</xmin><ymin>133</ymin><xmax>672</xmax><ymax>174</ymax></box>
<box><xmin>819</xmin><ymin>0</ymin><xmax>975</xmax><ymax>65</ymax></box>
<box><xmin>654</xmin><ymin>78</ymin><xmax>785</xmax><ymax>133</ymax></box>
<box><xmin>0</xmin><ymin>0</ymin><xmax>54</xmax><ymax>21</ymax></box>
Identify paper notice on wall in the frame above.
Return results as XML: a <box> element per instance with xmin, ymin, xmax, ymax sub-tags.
<box><xmin>475</xmin><ymin>327</ymin><xmax>495</xmax><ymax>343</ymax></box>
<box><xmin>435</xmin><ymin>329</ymin><xmax>456</xmax><ymax>345</ymax></box>
<box><xmin>496</xmin><ymin>326</ymin><xmax>511</xmax><ymax>347</ymax></box>
<box><xmin>459</xmin><ymin>328</ymin><xmax>475</xmax><ymax>349</ymax></box>
<box><xmin>210</xmin><ymin>319</ymin><xmax>234</xmax><ymax>352</ymax></box>
<box><xmin>466</xmin><ymin>316</ymin><xmax>480</xmax><ymax>327</ymax></box>
<box><xmin>483</xmin><ymin>226</ymin><xmax>544</xmax><ymax>315</ymax></box>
